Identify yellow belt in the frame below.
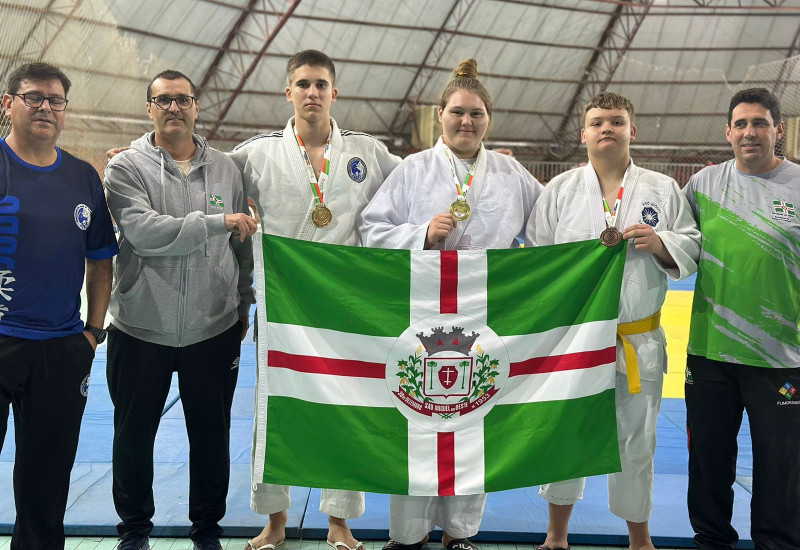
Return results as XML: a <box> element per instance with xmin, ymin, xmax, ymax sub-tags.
<box><xmin>617</xmin><ymin>310</ymin><xmax>661</xmax><ymax>394</ymax></box>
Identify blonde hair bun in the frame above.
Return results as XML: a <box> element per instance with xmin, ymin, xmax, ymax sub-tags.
<box><xmin>454</xmin><ymin>59</ymin><xmax>478</xmax><ymax>79</ymax></box>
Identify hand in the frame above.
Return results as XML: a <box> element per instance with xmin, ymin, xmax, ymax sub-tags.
<box><xmin>83</xmin><ymin>330</ymin><xmax>98</xmax><ymax>351</ymax></box>
<box><xmin>239</xmin><ymin>315</ymin><xmax>250</xmax><ymax>341</ymax></box>
<box><xmin>225</xmin><ymin>213</ymin><xmax>258</xmax><ymax>242</ymax></box>
<box><xmin>425</xmin><ymin>213</ymin><xmax>457</xmax><ymax>249</ymax></box>
<box><xmin>106</xmin><ymin>147</ymin><xmax>129</xmax><ymax>160</ymax></box>
<box><xmin>622</xmin><ymin>224</ymin><xmax>663</xmax><ymax>252</ymax></box>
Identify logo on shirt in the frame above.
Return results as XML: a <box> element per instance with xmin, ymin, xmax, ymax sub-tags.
<box><xmin>74</xmin><ymin>204</ymin><xmax>92</xmax><ymax>230</ymax></box>
<box><xmin>0</xmin><ymin>195</ymin><xmax>20</xmax><ymax>323</ymax></box>
<box><xmin>772</xmin><ymin>199</ymin><xmax>795</xmax><ymax>223</ymax></box>
<box><xmin>80</xmin><ymin>374</ymin><xmax>90</xmax><ymax>397</ymax></box>
<box><xmin>209</xmin><ymin>194</ymin><xmax>225</xmax><ymax>209</ymax></box>
<box><xmin>347</xmin><ymin>157</ymin><xmax>367</xmax><ymax>183</ymax></box>
<box><xmin>779</xmin><ymin>382</ymin><xmax>797</xmax><ymax>400</ymax></box>
<box><xmin>640</xmin><ymin>202</ymin><xmax>661</xmax><ymax>227</ymax></box>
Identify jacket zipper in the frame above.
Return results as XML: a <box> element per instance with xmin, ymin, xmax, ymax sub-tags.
<box><xmin>177</xmin><ymin>170</ymin><xmax>192</xmax><ymax>347</ymax></box>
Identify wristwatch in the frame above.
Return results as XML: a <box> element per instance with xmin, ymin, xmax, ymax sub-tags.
<box><xmin>84</xmin><ymin>324</ymin><xmax>108</xmax><ymax>344</ymax></box>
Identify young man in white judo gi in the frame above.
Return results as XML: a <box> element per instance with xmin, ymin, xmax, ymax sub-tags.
<box><xmin>526</xmin><ymin>92</ymin><xmax>701</xmax><ymax>550</ymax></box>
<box><xmin>360</xmin><ymin>59</ymin><xmax>543</xmax><ymax>550</ymax></box>
<box><xmin>229</xmin><ymin>49</ymin><xmax>401</xmax><ymax>550</ymax></box>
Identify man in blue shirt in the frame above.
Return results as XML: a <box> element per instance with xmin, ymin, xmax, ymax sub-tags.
<box><xmin>0</xmin><ymin>63</ymin><xmax>118</xmax><ymax>550</ymax></box>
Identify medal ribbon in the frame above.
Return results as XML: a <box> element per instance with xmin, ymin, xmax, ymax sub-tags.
<box><xmin>441</xmin><ymin>139</ymin><xmax>477</xmax><ymax>200</ymax></box>
<box><xmin>293</xmin><ymin>124</ymin><xmax>332</xmax><ymax>206</ymax></box>
<box><xmin>601</xmin><ymin>179</ymin><xmax>626</xmax><ymax>228</ymax></box>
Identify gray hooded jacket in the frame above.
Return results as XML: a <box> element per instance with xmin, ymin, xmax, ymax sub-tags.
<box><xmin>105</xmin><ymin>132</ymin><xmax>255</xmax><ymax>347</ymax></box>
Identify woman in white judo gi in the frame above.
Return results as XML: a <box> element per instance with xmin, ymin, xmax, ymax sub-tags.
<box><xmin>360</xmin><ymin>59</ymin><xmax>542</xmax><ymax>550</ymax></box>
<box><xmin>526</xmin><ymin>92</ymin><xmax>700</xmax><ymax>550</ymax></box>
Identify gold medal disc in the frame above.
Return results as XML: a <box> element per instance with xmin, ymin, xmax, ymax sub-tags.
<box><xmin>600</xmin><ymin>227</ymin><xmax>622</xmax><ymax>247</ymax></box>
<box><xmin>311</xmin><ymin>205</ymin><xmax>333</xmax><ymax>227</ymax></box>
<box><xmin>450</xmin><ymin>200</ymin><xmax>471</xmax><ymax>221</ymax></box>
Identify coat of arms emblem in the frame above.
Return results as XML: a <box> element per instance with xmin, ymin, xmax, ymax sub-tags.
<box><xmin>386</xmin><ymin>314</ymin><xmax>509</xmax><ymax>432</ymax></box>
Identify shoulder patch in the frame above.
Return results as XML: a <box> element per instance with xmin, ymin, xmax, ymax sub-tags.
<box><xmin>347</xmin><ymin>157</ymin><xmax>367</xmax><ymax>182</ymax></box>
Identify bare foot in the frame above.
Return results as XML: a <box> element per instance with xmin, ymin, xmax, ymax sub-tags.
<box><xmin>246</xmin><ymin>510</ymin><xmax>287</xmax><ymax>549</ymax></box>
<box><xmin>328</xmin><ymin>516</ymin><xmax>360</xmax><ymax>549</ymax></box>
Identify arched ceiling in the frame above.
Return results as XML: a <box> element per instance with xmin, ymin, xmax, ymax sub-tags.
<box><xmin>3</xmin><ymin>0</ymin><xmax>800</xmax><ymax>162</ymax></box>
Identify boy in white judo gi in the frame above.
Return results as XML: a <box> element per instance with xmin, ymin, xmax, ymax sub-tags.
<box><xmin>229</xmin><ymin>50</ymin><xmax>402</xmax><ymax>550</ymax></box>
<box><xmin>525</xmin><ymin>92</ymin><xmax>700</xmax><ymax>550</ymax></box>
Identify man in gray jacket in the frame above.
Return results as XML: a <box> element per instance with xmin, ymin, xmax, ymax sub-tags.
<box><xmin>104</xmin><ymin>69</ymin><xmax>257</xmax><ymax>550</ymax></box>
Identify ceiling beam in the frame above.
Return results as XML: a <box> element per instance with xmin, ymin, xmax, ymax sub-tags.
<box><xmin>198</xmin><ymin>0</ymin><xmax>259</xmax><ymax>94</ymax></box>
<box><xmin>205</xmin><ymin>0</ymin><xmax>302</xmax><ymax>140</ymax></box>
<box><xmin>772</xmin><ymin>21</ymin><xmax>800</xmax><ymax>99</ymax></box>
<box><xmin>0</xmin><ymin>0</ymin><xmax>56</xmax><ymax>82</ymax></box>
<box><xmin>553</xmin><ymin>0</ymin><xmax>654</xmax><ymax>157</ymax></box>
<box><xmin>387</xmin><ymin>0</ymin><xmax>478</xmax><ymax>143</ymax></box>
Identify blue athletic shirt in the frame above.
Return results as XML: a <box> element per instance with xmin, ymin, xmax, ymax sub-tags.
<box><xmin>0</xmin><ymin>138</ymin><xmax>119</xmax><ymax>340</ymax></box>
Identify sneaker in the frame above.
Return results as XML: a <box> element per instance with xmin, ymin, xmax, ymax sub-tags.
<box><xmin>194</xmin><ymin>536</ymin><xmax>223</xmax><ymax>550</ymax></box>
<box><xmin>383</xmin><ymin>540</ymin><xmax>428</xmax><ymax>550</ymax></box>
<box><xmin>118</xmin><ymin>534</ymin><xmax>150</xmax><ymax>550</ymax></box>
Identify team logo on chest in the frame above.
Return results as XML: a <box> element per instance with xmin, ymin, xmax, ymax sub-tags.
<box><xmin>347</xmin><ymin>157</ymin><xmax>367</xmax><ymax>182</ymax></box>
<box><xmin>386</xmin><ymin>314</ymin><xmax>510</xmax><ymax>432</ymax></box>
<box><xmin>640</xmin><ymin>201</ymin><xmax>661</xmax><ymax>227</ymax></box>
<box><xmin>772</xmin><ymin>199</ymin><xmax>795</xmax><ymax>223</ymax></box>
<box><xmin>209</xmin><ymin>194</ymin><xmax>225</xmax><ymax>209</ymax></box>
<box><xmin>74</xmin><ymin>204</ymin><xmax>92</xmax><ymax>230</ymax></box>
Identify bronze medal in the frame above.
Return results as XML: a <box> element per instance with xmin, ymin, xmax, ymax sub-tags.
<box><xmin>450</xmin><ymin>199</ymin><xmax>471</xmax><ymax>221</ymax></box>
<box><xmin>311</xmin><ymin>205</ymin><xmax>333</xmax><ymax>227</ymax></box>
<box><xmin>600</xmin><ymin>227</ymin><xmax>622</xmax><ymax>247</ymax></box>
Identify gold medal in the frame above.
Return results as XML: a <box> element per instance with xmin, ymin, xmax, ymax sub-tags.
<box><xmin>600</xmin><ymin>227</ymin><xmax>622</xmax><ymax>247</ymax></box>
<box><xmin>450</xmin><ymin>199</ymin><xmax>471</xmax><ymax>221</ymax></box>
<box><xmin>311</xmin><ymin>205</ymin><xmax>333</xmax><ymax>227</ymax></box>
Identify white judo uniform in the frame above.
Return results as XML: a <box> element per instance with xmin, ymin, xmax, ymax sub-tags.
<box><xmin>230</xmin><ymin>117</ymin><xmax>401</xmax><ymax>518</ymax></box>
<box><xmin>360</xmin><ymin>140</ymin><xmax>543</xmax><ymax>542</ymax></box>
<box><xmin>525</xmin><ymin>160</ymin><xmax>700</xmax><ymax>523</ymax></box>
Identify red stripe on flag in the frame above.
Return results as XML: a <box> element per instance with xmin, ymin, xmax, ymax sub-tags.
<box><xmin>440</xmin><ymin>250</ymin><xmax>458</xmax><ymax>314</ymax></box>
<box><xmin>509</xmin><ymin>347</ymin><xmax>616</xmax><ymax>377</ymax></box>
<box><xmin>437</xmin><ymin>431</ymin><xmax>456</xmax><ymax>496</ymax></box>
<box><xmin>268</xmin><ymin>350</ymin><xmax>385</xmax><ymax>379</ymax></box>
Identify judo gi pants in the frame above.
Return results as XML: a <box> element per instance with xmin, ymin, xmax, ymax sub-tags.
<box><xmin>251</xmin><ymin>483</ymin><xmax>365</xmax><ymax>520</ymax></box>
<box><xmin>107</xmin><ymin>323</ymin><xmax>241</xmax><ymax>541</ymax></box>
<box><xmin>685</xmin><ymin>354</ymin><xmax>800</xmax><ymax>550</ymax></box>
<box><xmin>389</xmin><ymin>495</ymin><xmax>487</xmax><ymax>543</ymax></box>
<box><xmin>0</xmin><ymin>333</ymin><xmax>95</xmax><ymax>550</ymax></box>
<box><xmin>540</xmin><ymin>369</ymin><xmax>662</xmax><ymax>523</ymax></box>
<box><xmin>250</xmin><ymin>322</ymin><xmax>364</xmax><ymax>523</ymax></box>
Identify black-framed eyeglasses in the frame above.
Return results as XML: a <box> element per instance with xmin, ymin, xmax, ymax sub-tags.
<box><xmin>149</xmin><ymin>95</ymin><xmax>196</xmax><ymax>110</ymax></box>
<box><xmin>9</xmin><ymin>92</ymin><xmax>68</xmax><ymax>111</ymax></box>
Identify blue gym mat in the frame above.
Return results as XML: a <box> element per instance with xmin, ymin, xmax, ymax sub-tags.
<box><xmin>0</xmin><ymin>308</ymin><xmax>754</xmax><ymax>547</ymax></box>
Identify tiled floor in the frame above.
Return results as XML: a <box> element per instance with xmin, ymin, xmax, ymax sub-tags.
<box><xmin>0</xmin><ymin>538</ymin><xmax>688</xmax><ymax>550</ymax></box>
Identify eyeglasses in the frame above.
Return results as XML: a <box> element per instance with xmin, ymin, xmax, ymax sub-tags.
<box><xmin>149</xmin><ymin>95</ymin><xmax>196</xmax><ymax>110</ymax></box>
<box><xmin>9</xmin><ymin>93</ymin><xmax>68</xmax><ymax>111</ymax></box>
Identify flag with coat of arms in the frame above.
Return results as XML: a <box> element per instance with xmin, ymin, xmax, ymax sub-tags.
<box><xmin>252</xmin><ymin>233</ymin><xmax>626</xmax><ymax>496</ymax></box>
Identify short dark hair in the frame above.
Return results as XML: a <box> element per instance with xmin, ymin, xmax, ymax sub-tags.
<box><xmin>6</xmin><ymin>62</ymin><xmax>71</xmax><ymax>96</ymax></box>
<box><xmin>147</xmin><ymin>70</ymin><xmax>198</xmax><ymax>101</ymax></box>
<box><xmin>728</xmin><ymin>88</ymin><xmax>781</xmax><ymax>126</ymax></box>
<box><xmin>286</xmin><ymin>50</ymin><xmax>336</xmax><ymax>86</ymax></box>
<box><xmin>583</xmin><ymin>91</ymin><xmax>635</xmax><ymax>125</ymax></box>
